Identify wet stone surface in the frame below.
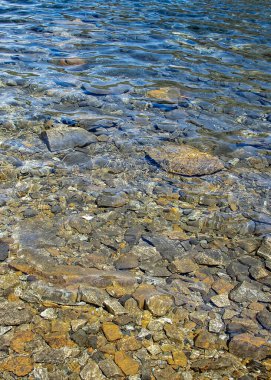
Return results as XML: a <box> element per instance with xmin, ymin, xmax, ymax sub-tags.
<box><xmin>0</xmin><ymin>0</ymin><xmax>271</xmax><ymax>379</ymax></box>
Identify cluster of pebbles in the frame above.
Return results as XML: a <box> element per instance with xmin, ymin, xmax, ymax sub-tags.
<box><xmin>0</xmin><ymin>79</ymin><xmax>270</xmax><ymax>380</ymax></box>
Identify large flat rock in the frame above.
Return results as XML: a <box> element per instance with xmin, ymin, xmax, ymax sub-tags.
<box><xmin>9</xmin><ymin>249</ymin><xmax>137</xmax><ymax>288</ymax></box>
<box><xmin>147</xmin><ymin>144</ymin><xmax>224</xmax><ymax>176</ymax></box>
<box><xmin>41</xmin><ymin>126</ymin><xmax>96</xmax><ymax>152</ymax></box>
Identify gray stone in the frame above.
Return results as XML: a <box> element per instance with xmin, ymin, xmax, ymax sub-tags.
<box><xmin>211</xmin><ymin>294</ymin><xmax>231</xmax><ymax>307</ymax></box>
<box><xmin>70</xmin><ymin>330</ymin><xmax>97</xmax><ymax>349</ymax></box>
<box><xmin>229</xmin><ymin>333</ymin><xmax>271</xmax><ymax>360</ymax></box>
<box><xmin>97</xmin><ymin>192</ymin><xmax>128</xmax><ymax>208</ymax></box>
<box><xmin>114</xmin><ymin>254</ymin><xmax>139</xmax><ymax>270</ymax></box>
<box><xmin>143</xmin><ymin>235</ymin><xmax>184</xmax><ymax>262</ymax></box>
<box><xmin>41</xmin><ymin>126</ymin><xmax>96</xmax><ymax>152</ymax></box>
<box><xmin>21</xmin><ymin>281</ymin><xmax>78</xmax><ymax>305</ymax></box>
<box><xmin>80</xmin><ymin>359</ymin><xmax>105</xmax><ymax>380</ymax></box>
<box><xmin>79</xmin><ymin>287</ymin><xmax>108</xmax><ymax>307</ymax></box>
<box><xmin>103</xmin><ymin>298</ymin><xmax>127</xmax><ymax>315</ymax></box>
<box><xmin>194</xmin><ymin>250</ymin><xmax>228</xmax><ymax>266</ymax></box>
<box><xmin>257</xmin><ymin>309</ymin><xmax>271</xmax><ymax>330</ymax></box>
<box><xmin>0</xmin><ymin>241</ymin><xmax>9</xmax><ymax>261</ymax></box>
<box><xmin>257</xmin><ymin>235</ymin><xmax>271</xmax><ymax>260</ymax></box>
<box><xmin>99</xmin><ymin>358</ymin><xmax>123</xmax><ymax>378</ymax></box>
<box><xmin>0</xmin><ymin>302</ymin><xmax>32</xmax><ymax>325</ymax></box>
<box><xmin>229</xmin><ymin>281</ymin><xmax>271</xmax><ymax>303</ymax></box>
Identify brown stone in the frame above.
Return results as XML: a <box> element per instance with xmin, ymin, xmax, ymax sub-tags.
<box><xmin>229</xmin><ymin>333</ymin><xmax>271</xmax><ymax>360</ymax></box>
<box><xmin>0</xmin><ymin>355</ymin><xmax>33</xmax><ymax>377</ymax></box>
<box><xmin>212</xmin><ymin>278</ymin><xmax>234</xmax><ymax>294</ymax></box>
<box><xmin>194</xmin><ymin>330</ymin><xmax>217</xmax><ymax>349</ymax></box>
<box><xmin>114</xmin><ymin>351</ymin><xmax>139</xmax><ymax>376</ymax></box>
<box><xmin>146</xmin><ymin>293</ymin><xmax>174</xmax><ymax>317</ymax></box>
<box><xmin>132</xmin><ymin>284</ymin><xmax>156</xmax><ymax>309</ymax></box>
<box><xmin>102</xmin><ymin>322</ymin><xmax>122</xmax><ymax>342</ymax></box>
<box><xmin>10</xmin><ymin>249</ymin><xmax>136</xmax><ymax>288</ymax></box>
<box><xmin>44</xmin><ymin>332</ymin><xmax>76</xmax><ymax>349</ymax></box>
<box><xmin>146</xmin><ymin>87</ymin><xmax>182</xmax><ymax>103</ymax></box>
<box><xmin>10</xmin><ymin>329</ymin><xmax>34</xmax><ymax>353</ymax></box>
<box><xmin>169</xmin><ymin>257</ymin><xmax>198</xmax><ymax>274</ymax></box>
<box><xmin>172</xmin><ymin>350</ymin><xmax>187</xmax><ymax>367</ymax></box>
<box><xmin>147</xmin><ymin>144</ymin><xmax>224</xmax><ymax>176</ymax></box>
<box><xmin>58</xmin><ymin>57</ymin><xmax>86</xmax><ymax>66</ymax></box>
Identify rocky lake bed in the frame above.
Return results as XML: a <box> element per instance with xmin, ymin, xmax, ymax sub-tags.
<box><xmin>0</xmin><ymin>0</ymin><xmax>271</xmax><ymax>379</ymax></box>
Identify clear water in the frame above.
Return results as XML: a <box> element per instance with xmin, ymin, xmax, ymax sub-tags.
<box><xmin>0</xmin><ymin>0</ymin><xmax>270</xmax><ymax>189</ymax></box>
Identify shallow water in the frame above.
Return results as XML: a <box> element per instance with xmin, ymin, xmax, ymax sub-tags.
<box><xmin>0</xmin><ymin>0</ymin><xmax>270</xmax><ymax>129</ymax></box>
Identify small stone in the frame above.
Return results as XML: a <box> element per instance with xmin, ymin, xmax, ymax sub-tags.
<box><xmin>223</xmin><ymin>309</ymin><xmax>239</xmax><ymax>320</ymax></box>
<box><xmin>0</xmin><ymin>302</ymin><xmax>32</xmax><ymax>325</ymax></box>
<box><xmin>79</xmin><ymin>287</ymin><xmax>107</xmax><ymax>306</ymax></box>
<box><xmin>146</xmin><ymin>293</ymin><xmax>174</xmax><ymax>317</ymax></box>
<box><xmin>257</xmin><ymin>309</ymin><xmax>271</xmax><ymax>330</ymax></box>
<box><xmin>147</xmin><ymin>144</ymin><xmax>224</xmax><ymax>176</ymax></box>
<box><xmin>114</xmin><ymin>351</ymin><xmax>139</xmax><ymax>376</ymax></box>
<box><xmin>229</xmin><ymin>333</ymin><xmax>271</xmax><ymax>360</ymax></box>
<box><xmin>44</xmin><ymin>331</ymin><xmax>75</xmax><ymax>349</ymax></box>
<box><xmin>103</xmin><ymin>298</ymin><xmax>127</xmax><ymax>316</ymax></box>
<box><xmin>71</xmin><ymin>319</ymin><xmax>87</xmax><ymax>332</ymax></box>
<box><xmin>80</xmin><ymin>358</ymin><xmax>105</xmax><ymax>380</ymax></box>
<box><xmin>172</xmin><ymin>350</ymin><xmax>187</xmax><ymax>367</ymax></box>
<box><xmin>102</xmin><ymin>322</ymin><xmax>122</xmax><ymax>342</ymax></box>
<box><xmin>169</xmin><ymin>257</ymin><xmax>198</xmax><ymax>274</ymax></box>
<box><xmin>209</xmin><ymin>314</ymin><xmax>224</xmax><ymax>333</ymax></box>
<box><xmin>58</xmin><ymin>57</ymin><xmax>86</xmax><ymax>66</ymax></box>
<box><xmin>147</xmin><ymin>87</ymin><xmax>181</xmax><ymax>103</ymax></box>
<box><xmin>71</xmin><ymin>329</ymin><xmax>96</xmax><ymax>348</ymax></box>
<box><xmin>146</xmin><ymin>344</ymin><xmax>161</xmax><ymax>356</ymax></box>
<box><xmin>114</xmin><ymin>254</ymin><xmax>139</xmax><ymax>270</ymax></box>
<box><xmin>211</xmin><ymin>294</ymin><xmax>231</xmax><ymax>307</ymax></box>
<box><xmin>40</xmin><ymin>308</ymin><xmax>57</xmax><ymax>320</ymax></box>
<box><xmin>195</xmin><ymin>250</ymin><xmax>228</xmax><ymax>266</ymax></box>
<box><xmin>257</xmin><ymin>235</ymin><xmax>271</xmax><ymax>260</ymax></box>
<box><xmin>211</xmin><ymin>278</ymin><xmax>234</xmax><ymax>294</ymax></box>
<box><xmin>116</xmin><ymin>336</ymin><xmax>142</xmax><ymax>351</ymax></box>
<box><xmin>96</xmin><ymin>192</ymin><xmax>128</xmax><ymax>208</ymax></box>
<box><xmin>249</xmin><ymin>266</ymin><xmax>269</xmax><ymax>280</ymax></box>
<box><xmin>0</xmin><ymin>241</ymin><xmax>9</xmax><ymax>261</ymax></box>
<box><xmin>194</xmin><ymin>330</ymin><xmax>217</xmax><ymax>349</ymax></box>
<box><xmin>99</xmin><ymin>358</ymin><xmax>123</xmax><ymax>378</ymax></box>
<box><xmin>11</xmin><ymin>329</ymin><xmax>34</xmax><ymax>353</ymax></box>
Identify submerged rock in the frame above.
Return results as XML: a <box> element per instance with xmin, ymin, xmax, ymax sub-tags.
<box><xmin>56</xmin><ymin>57</ymin><xmax>86</xmax><ymax>66</ymax></box>
<box><xmin>146</xmin><ymin>87</ymin><xmax>182</xmax><ymax>103</ymax></box>
<box><xmin>147</xmin><ymin>143</ymin><xmax>224</xmax><ymax>176</ymax></box>
<box><xmin>41</xmin><ymin>126</ymin><xmax>96</xmax><ymax>152</ymax></box>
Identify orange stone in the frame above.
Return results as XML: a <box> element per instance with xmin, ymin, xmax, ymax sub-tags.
<box><xmin>172</xmin><ymin>350</ymin><xmax>187</xmax><ymax>367</ymax></box>
<box><xmin>11</xmin><ymin>330</ymin><xmax>34</xmax><ymax>353</ymax></box>
<box><xmin>115</xmin><ymin>351</ymin><xmax>139</xmax><ymax>376</ymax></box>
<box><xmin>44</xmin><ymin>332</ymin><xmax>76</xmax><ymax>349</ymax></box>
<box><xmin>1</xmin><ymin>355</ymin><xmax>33</xmax><ymax>377</ymax></box>
<box><xmin>102</xmin><ymin>322</ymin><xmax>122</xmax><ymax>342</ymax></box>
<box><xmin>212</xmin><ymin>279</ymin><xmax>234</xmax><ymax>294</ymax></box>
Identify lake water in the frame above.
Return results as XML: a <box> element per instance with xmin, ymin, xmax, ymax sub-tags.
<box><xmin>0</xmin><ymin>2</ymin><xmax>271</xmax><ymax>377</ymax></box>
